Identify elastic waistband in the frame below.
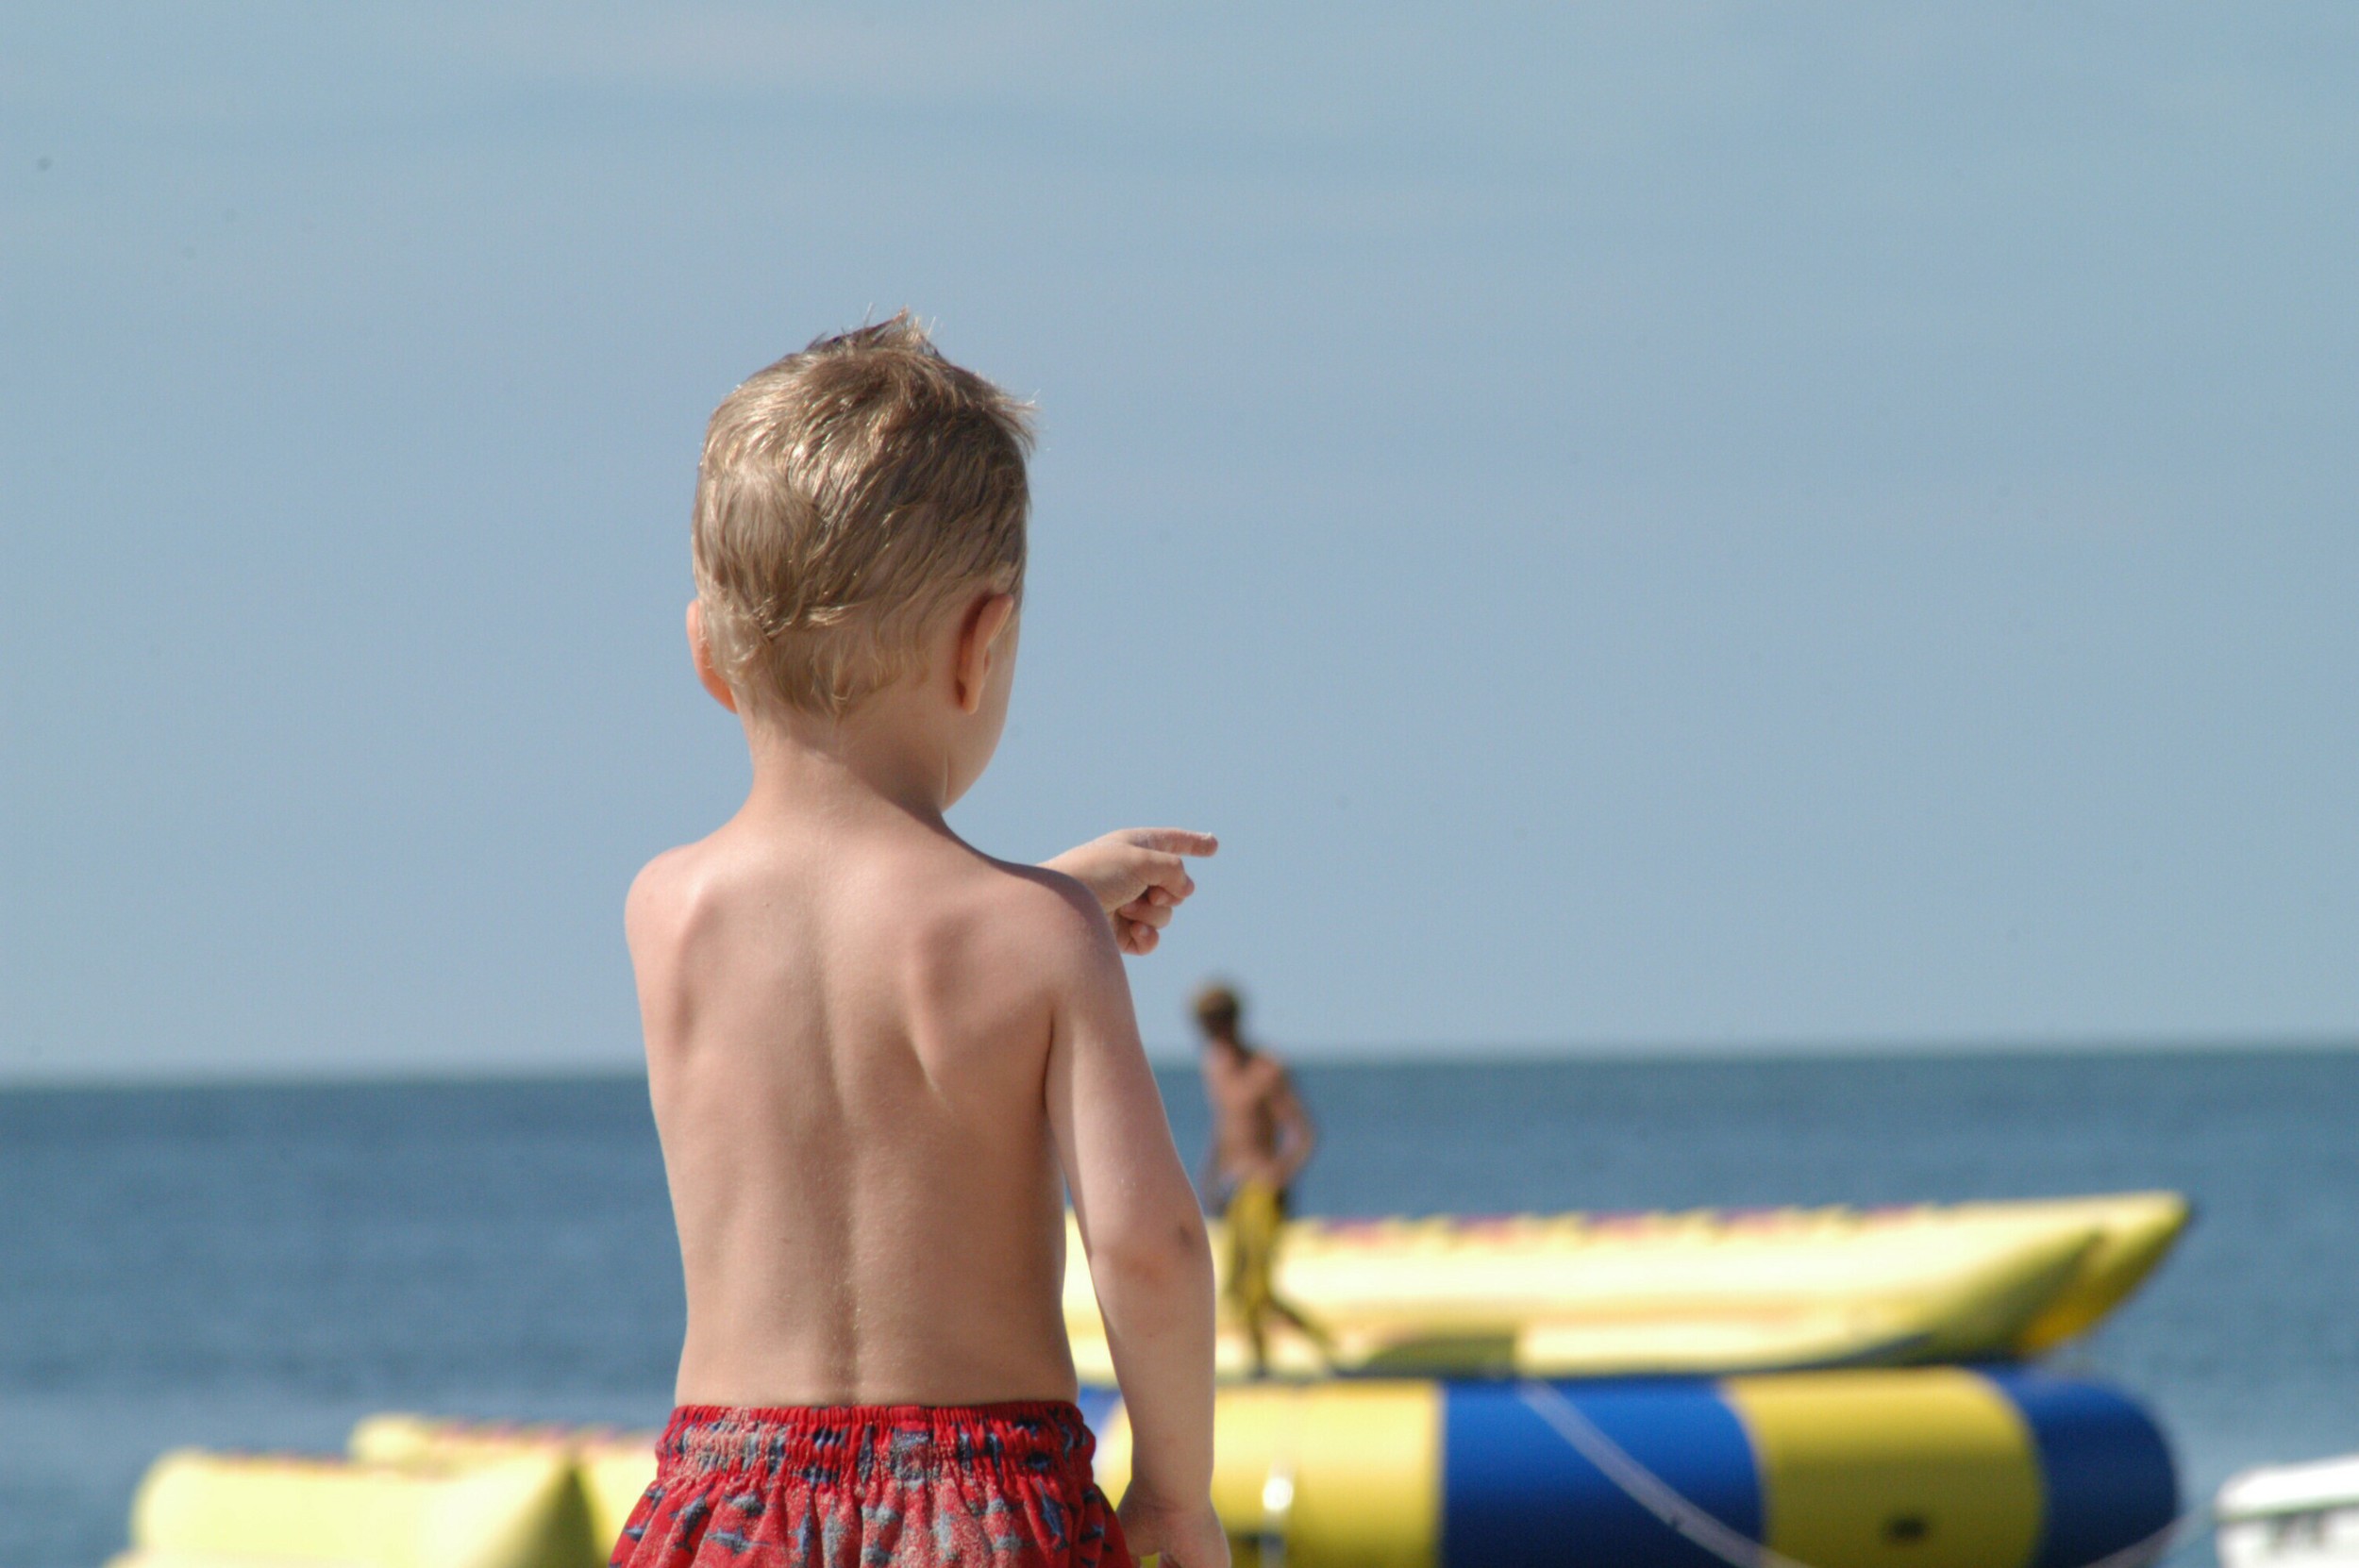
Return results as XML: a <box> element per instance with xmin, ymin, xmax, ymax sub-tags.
<box><xmin>657</xmin><ymin>1400</ymin><xmax>1096</xmax><ymax>1483</ymax></box>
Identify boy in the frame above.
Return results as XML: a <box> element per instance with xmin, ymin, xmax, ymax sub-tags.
<box><xmin>615</xmin><ymin>318</ymin><xmax>1228</xmax><ymax>1568</ymax></box>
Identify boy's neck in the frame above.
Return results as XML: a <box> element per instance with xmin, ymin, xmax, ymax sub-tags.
<box><xmin>737</xmin><ymin>693</ymin><xmax>951</xmax><ymax>826</ymax></box>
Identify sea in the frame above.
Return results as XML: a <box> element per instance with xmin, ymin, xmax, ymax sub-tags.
<box><xmin>7</xmin><ymin>1049</ymin><xmax>2357</xmax><ymax>1568</ymax></box>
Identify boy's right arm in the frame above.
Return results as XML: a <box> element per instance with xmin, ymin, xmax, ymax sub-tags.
<box><xmin>1040</xmin><ymin>883</ymin><xmax>1228</xmax><ymax>1568</ymax></box>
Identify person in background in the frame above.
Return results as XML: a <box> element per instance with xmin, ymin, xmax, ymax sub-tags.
<box><xmin>1192</xmin><ymin>983</ymin><xmax>1330</xmax><ymax>1377</ymax></box>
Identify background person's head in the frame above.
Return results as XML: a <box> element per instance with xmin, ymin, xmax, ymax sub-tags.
<box><xmin>1193</xmin><ymin>982</ymin><xmax>1244</xmax><ymax>1048</ymax></box>
<box><xmin>688</xmin><ymin>314</ymin><xmax>1034</xmax><ymax>798</ymax></box>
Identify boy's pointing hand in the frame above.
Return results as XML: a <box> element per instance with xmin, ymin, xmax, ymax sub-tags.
<box><xmin>1042</xmin><ymin>828</ymin><xmax>1219</xmax><ymax>956</ymax></box>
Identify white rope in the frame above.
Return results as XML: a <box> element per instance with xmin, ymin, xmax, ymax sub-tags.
<box><xmin>1514</xmin><ymin>1380</ymin><xmax>2212</xmax><ymax>1568</ymax></box>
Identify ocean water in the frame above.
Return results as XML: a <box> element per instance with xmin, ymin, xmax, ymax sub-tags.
<box><xmin>7</xmin><ymin>1050</ymin><xmax>2358</xmax><ymax>1568</ymax></box>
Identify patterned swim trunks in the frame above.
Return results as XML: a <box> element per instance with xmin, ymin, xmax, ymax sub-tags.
<box><xmin>610</xmin><ymin>1401</ymin><xmax>1130</xmax><ymax>1568</ymax></box>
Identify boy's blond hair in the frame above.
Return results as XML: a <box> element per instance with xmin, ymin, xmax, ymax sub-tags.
<box><xmin>693</xmin><ymin>314</ymin><xmax>1033</xmax><ymax>718</ymax></box>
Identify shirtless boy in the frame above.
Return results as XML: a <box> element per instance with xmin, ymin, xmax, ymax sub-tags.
<box><xmin>617</xmin><ymin>318</ymin><xmax>1228</xmax><ymax>1568</ymax></box>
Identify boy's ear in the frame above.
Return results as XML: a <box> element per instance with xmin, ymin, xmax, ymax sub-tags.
<box><xmin>686</xmin><ymin>601</ymin><xmax>739</xmax><ymax>713</ymax></box>
<box><xmin>952</xmin><ymin>592</ymin><xmax>1018</xmax><ymax>714</ymax></box>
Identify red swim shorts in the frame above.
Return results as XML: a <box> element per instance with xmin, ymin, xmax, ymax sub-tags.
<box><xmin>610</xmin><ymin>1401</ymin><xmax>1131</xmax><ymax>1568</ymax></box>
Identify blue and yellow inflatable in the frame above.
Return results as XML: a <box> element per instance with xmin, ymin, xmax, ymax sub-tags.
<box><xmin>113</xmin><ymin>1193</ymin><xmax>2191</xmax><ymax>1568</ymax></box>
<box><xmin>112</xmin><ymin>1372</ymin><xmax>2173</xmax><ymax>1568</ymax></box>
<box><xmin>1086</xmin><ymin>1368</ymin><xmax>2175</xmax><ymax>1568</ymax></box>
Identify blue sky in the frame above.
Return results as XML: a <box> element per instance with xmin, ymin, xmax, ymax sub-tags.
<box><xmin>4</xmin><ymin>5</ymin><xmax>2355</xmax><ymax>1078</ymax></box>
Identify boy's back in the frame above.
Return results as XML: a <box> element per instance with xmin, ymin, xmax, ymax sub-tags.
<box><xmin>630</xmin><ymin>804</ymin><xmax>1091</xmax><ymax>1407</ymax></box>
<box><xmin>610</xmin><ymin>319</ymin><xmax>1224</xmax><ymax>1568</ymax></box>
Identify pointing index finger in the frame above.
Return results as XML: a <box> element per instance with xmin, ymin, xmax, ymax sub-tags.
<box><xmin>1123</xmin><ymin>827</ymin><xmax>1219</xmax><ymax>859</ymax></box>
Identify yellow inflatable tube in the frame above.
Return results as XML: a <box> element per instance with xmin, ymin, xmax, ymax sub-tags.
<box><xmin>347</xmin><ymin>1415</ymin><xmax>656</xmax><ymax>1552</ymax></box>
<box><xmin>1084</xmin><ymin>1368</ymin><xmax>2175</xmax><ymax>1568</ymax></box>
<box><xmin>114</xmin><ymin>1448</ymin><xmax>595</xmax><ymax>1568</ymax></box>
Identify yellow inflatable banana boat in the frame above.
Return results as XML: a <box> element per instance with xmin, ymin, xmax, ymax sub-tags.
<box><xmin>1063</xmin><ymin>1192</ymin><xmax>2187</xmax><ymax>1381</ymax></box>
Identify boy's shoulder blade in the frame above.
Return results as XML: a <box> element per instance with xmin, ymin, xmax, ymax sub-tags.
<box><xmin>906</xmin><ymin>856</ymin><xmax>1118</xmax><ymax>1000</ymax></box>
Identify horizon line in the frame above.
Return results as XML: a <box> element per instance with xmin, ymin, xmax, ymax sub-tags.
<box><xmin>4</xmin><ymin>1031</ymin><xmax>2357</xmax><ymax>1092</ymax></box>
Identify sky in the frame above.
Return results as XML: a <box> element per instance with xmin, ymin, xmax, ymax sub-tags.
<box><xmin>3</xmin><ymin>5</ymin><xmax>2355</xmax><ymax>1079</ymax></box>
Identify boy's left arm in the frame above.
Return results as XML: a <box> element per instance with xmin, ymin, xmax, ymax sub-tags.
<box><xmin>1269</xmin><ymin>1070</ymin><xmax>1317</xmax><ymax>1187</ymax></box>
<box><xmin>1043</xmin><ymin>828</ymin><xmax>1218</xmax><ymax>955</ymax></box>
